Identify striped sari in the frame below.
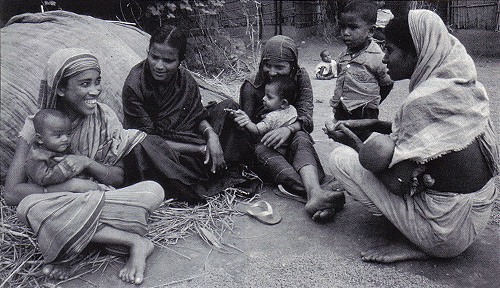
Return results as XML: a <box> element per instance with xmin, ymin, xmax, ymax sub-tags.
<box><xmin>16</xmin><ymin>48</ymin><xmax>160</xmax><ymax>264</ymax></box>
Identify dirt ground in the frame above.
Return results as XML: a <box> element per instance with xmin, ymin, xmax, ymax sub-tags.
<box><xmin>59</xmin><ymin>37</ymin><xmax>500</xmax><ymax>288</ymax></box>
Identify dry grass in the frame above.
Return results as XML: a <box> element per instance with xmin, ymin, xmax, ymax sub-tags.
<box><xmin>0</xmin><ymin>188</ymin><xmax>253</xmax><ymax>287</ymax></box>
<box><xmin>147</xmin><ymin>189</ymin><xmax>255</xmax><ymax>255</ymax></box>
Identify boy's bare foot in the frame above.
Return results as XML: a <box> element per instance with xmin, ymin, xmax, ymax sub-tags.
<box><xmin>361</xmin><ymin>244</ymin><xmax>429</xmax><ymax>263</ymax></box>
<box><xmin>305</xmin><ymin>188</ymin><xmax>345</xmax><ymax>222</ymax></box>
<box><xmin>42</xmin><ymin>263</ymin><xmax>70</xmax><ymax>280</ymax></box>
<box><xmin>118</xmin><ymin>236</ymin><xmax>154</xmax><ymax>285</ymax></box>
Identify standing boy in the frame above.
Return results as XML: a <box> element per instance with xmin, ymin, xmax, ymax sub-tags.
<box><xmin>330</xmin><ymin>0</ymin><xmax>393</xmax><ymax>139</ymax></box>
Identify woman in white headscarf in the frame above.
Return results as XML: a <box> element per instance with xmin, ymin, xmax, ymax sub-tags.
<box><xmin>325</xmin><ymin>10</ymin><xmax>498</xmax><ymax>263</ymax></box>
<box><xmin>5</xmin><ymin>48</ymin><xmax>164</xmax><ymax>284</ymax></box>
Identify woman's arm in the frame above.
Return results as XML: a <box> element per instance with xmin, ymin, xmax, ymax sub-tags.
<box><xmin>199</xmin><ymin>120</ymin><xmax>225</xmax><ymax>173</ymax></box>
<box><xmin>240</xmin><ymin>81</ymin><xmax>259</xmax><ymax>121</ymax></box>
<box><xmin>325</xmin><ymin>119</ymin><xmax>392</xmax><ymax>143</ymax></box>
<box><xmin>324</xmin><ymin>122</ymin><xmax>415</xmax><ymax>196</ymax></box>
<box><xmin>260</xmin><ymin>122</ymin><xmax>301</xmax><ymax>149</ymax></box>
<box><xmin>56</xmin><ymin>154</ymin><xmax>124</xmax><ymax>187</ymax></box>
<box><xmin>86</xmin><ymin>159</ymin><xmax>124</xmax><ymax>187</ymax></box>
<box><xmin>294</xmin><ymin>69</ymin><xmax>314</xmax><ymax>133</ymax></box>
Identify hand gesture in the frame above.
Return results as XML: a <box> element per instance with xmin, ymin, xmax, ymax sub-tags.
<box><xmin>230</xmin><ymin>109</ymin><xmax>251</xmax><ymax>128</ymax></box>
<box><xmin>261</xmin><ymin>126</ymin><xmax>292</xmax><ymax>149</ymax></box>
<box><xmin>53</xmin><ymin>154</ymin><xmax>91</xmax><ymax>177</ymax></box>
<box><xmin>324</xmin><ymin>121</ymin><xmax>363</xmax><ymax>151</ymax></box>
<box><xmin>204</xmin><ymin>132</ymin><xmax>226</xmax><ymax>174</ymax></box>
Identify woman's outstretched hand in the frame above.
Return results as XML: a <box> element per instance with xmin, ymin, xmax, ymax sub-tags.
<box><xmin>324</xmin><ymin>120</ymin><xmax>363</xmax><ymax>151</ymax></box>
<box><xmin>261</xmin><ymin>126</ymin><xmax>292</xmax><ymax>149</ymax></box>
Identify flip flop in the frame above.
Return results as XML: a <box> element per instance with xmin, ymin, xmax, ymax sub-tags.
<box><xmin>236</xmin><ymin>200</ymin><xmax>281</xmax><ymax>225</ymax></box>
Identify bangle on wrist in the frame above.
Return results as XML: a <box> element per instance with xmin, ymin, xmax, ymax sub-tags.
<box><xmin>202</xmin><ymin>145</ymin><xmax>207</xmax><ymax>154</ymax></box>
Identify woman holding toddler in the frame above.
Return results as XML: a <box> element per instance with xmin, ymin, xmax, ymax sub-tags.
<box><xmin>5</xmin><ymin>48</ymin><xmax>164</xmax><ymax>285</ymax></box>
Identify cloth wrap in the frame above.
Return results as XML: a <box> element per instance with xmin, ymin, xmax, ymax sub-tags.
<box><xmin>389</xmin><ymin>10</ymin><xmax>499</xmax><ymax>176</ymax></box>
<box><xmin>17</xmin><ymin>48</ymin><xmax>148</xmax><ymax>263</ymax></box>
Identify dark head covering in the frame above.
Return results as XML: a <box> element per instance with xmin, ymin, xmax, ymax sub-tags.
<box><xmin>248</xmin><ymin>35</ymin><xmax>299</xmax><ymax>88</ymax></box>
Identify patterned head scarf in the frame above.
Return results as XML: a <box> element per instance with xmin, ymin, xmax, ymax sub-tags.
<box><xmin>261</xmin><ymin>35</ymin><xmax>297</xmax><ymax>63</ymax></box>
<box><xmin>38</xmin><ymin>48</ymin><xmax>101</xmax><ymax>109</ymax></box>
<box><xmin>249</xmin><ymin>35</ymin><xmax>299</xmax><ymax>88</ymax></box>
<box><xmin>389</xmin><ymin>10</ymin><xmax>490</xmax><ymax>166</ymax></box>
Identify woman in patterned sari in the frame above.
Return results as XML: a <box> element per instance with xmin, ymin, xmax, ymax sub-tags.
<box><xmin>5</xmin><ymin>48</ymin><xmax>164</xmax><ymax>284</ymax></box>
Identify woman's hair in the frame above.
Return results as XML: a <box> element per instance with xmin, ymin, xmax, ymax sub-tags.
<box><xmin>267</xmin><ymin>75</ymin><xmax>297</xmax><ymax>104</ymax></box>
<box><xmin>384</xmin><ymin>15</ymin><xmax>416</xmax><ymax>54</ymax></box>
<box><xmin>342</xmin><ymin>1</ymin><xmax>378</xmax><ymax>25</ymax></box>
<box><xmin>149</xmin><ymin>25</ymin><xmax>187</xmax><ymax>61</ymax></box>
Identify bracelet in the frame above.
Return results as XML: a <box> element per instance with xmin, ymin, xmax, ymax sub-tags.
<box><xmin>397</xmin><ymin>178</ymin><xmax>405</xmax><ymax>184</ymax></box>
<box><xmin>202</xmin><ymin>145</ymin><xmax>207</xmax><ymax>154</ymax></box>
<box><xmin>202</xmin><ymin>126</ymin><xmax>213</xmax><ymax>136</ymax></box>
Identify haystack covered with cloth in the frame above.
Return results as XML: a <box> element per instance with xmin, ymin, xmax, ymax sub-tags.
<box><xmin>0</xmin><ymin>10</ymin><xmax>230</xmax><ymax>181</ymax></box>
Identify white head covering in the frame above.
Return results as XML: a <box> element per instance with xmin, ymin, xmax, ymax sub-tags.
<box><xmin>390</xmin><ymin>10</ymin><xmax>491</xmax><ymax>167</ymax></box>
<box><xmin>408</xmin><ymin>10</ymin><xmax>477</xmax><ymax>92</ymax></box>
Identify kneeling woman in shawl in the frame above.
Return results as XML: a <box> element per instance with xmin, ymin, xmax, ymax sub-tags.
<box><xmin>122</xmin><ymin>25</ymin><xmax>252</xmax><ymax>203</ymax></box>
<box><xmin>5</xmin><ymin>48</ymin><xmax>164</xmax><ymax>284</ymax></box>
<box><xmin>325</xmin><ymin>10</ymin><xmax>498</xmax><ymax>262</ymax></box>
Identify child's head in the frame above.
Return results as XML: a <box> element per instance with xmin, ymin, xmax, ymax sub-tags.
<box><xmin>320</xmin><ymin>50</ymin><xmax>333</xmax><ymax>63</ymax></box>
<box><xmin>359</xmin><ymin>133</ymin><xmax>395</xmax><ymax>172</ymax></box>
<box><xmin>263</xmin><ymin>75</ymin><xmax>297</xmax><ymax>112</ymax></box>
<box><xmin>339</xmin><ymin>1</ymin><xmax>377</xmax><ymax>52</ymax></box>
<box><xmin>372</xmin><ymin>1</ymin><xmax>385</xmax><ymax>9</ymax></box>
<box><xmin>33</xmin><ymin>109</ymin><xmax>71</xmax><ymax>153</ymax></box>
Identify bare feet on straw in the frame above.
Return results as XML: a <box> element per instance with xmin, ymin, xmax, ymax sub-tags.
<box><xmin>118</xmin><ymin>236</ymin><xmax>154</xmax><ymax>285</ymax></box>
<box><xmin>361</xmin><ymin>244</ymin><xmax>429</xmax><ymax>263</ymax></box>
<box><xmin>42</xmin><ymin>263</ymin><xmax>70</xmax><ymax>280</ymax></box>
<box><xmin>305</xmin><ymin>187</ymin><xmax>345</xmax><ymax>222</ymax></box>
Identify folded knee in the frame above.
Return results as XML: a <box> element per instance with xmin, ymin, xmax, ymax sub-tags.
<box><xmin>254</xmin><ymin>143</ymin><xmax>272</xmax><ymax>158</ymax></box>
<box><xmin>220</xmin><ymin>98</ymin><xmax>239</xmax><ymax>110</ymax></box>
<box><xmin>328</xmin><ymin>146</ymin><xmax>356</xmax><ymax>169</ymax></box>
<box><xmin>141</xmin><ymin>180</ymin><xmax>165</xmax><ymax>207</ymax></box>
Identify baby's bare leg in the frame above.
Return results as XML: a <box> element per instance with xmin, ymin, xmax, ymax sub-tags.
<box><xmin>91</xmin><ymin>225</ymin><xmax>154</xmax><ymax>284</ymax></box>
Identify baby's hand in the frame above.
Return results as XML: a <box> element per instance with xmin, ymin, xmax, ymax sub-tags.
<box><xmin>232</xmin><ymin>109</ymin><xmax>251</xmax><ymax>128</ymax></box>
<box><xmin>54</xmin><ymin>155</ymin><xmax>91</xmax><ymax>175</ymax></box>
<box><xmin>422</xmin><ymin>174</ymin><xmax>435</xmax><ymax>187</ymax></box>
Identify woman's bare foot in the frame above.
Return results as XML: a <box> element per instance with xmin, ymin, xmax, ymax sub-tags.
<box><xmin>305</xmin><ymin>188</ymin><xmax>345</xmax><ymax>222</ymax></box>
<box><xmin>42</xmin><ymin>263</ymin><xmax>70</xmax><ymax>280</ymax></box>
<box><xmin>118</xmin><ymin>236</ymin><xmax>154</xmax><ymax>285</ymax></box>
<box><xmin>361</xmin><ymin>244</ymin><xmax>429</xmax><ymax>263</ymax></box>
